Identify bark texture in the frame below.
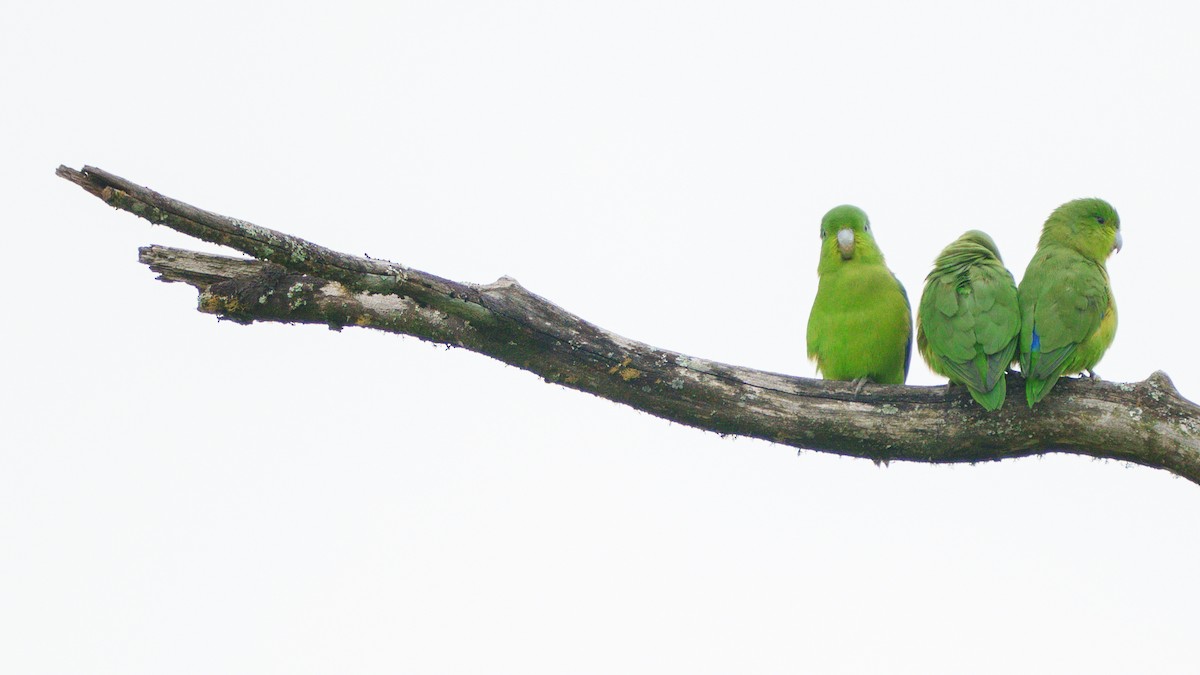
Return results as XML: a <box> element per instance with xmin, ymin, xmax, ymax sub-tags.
<box><xmin>58</xmin><ymin>165</ymin><xmax>1200</xmax><ymax>485</ymax></box>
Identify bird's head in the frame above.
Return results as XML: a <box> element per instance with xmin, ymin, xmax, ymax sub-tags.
<box><xmin>929</xmin><ymin>229</ymin><xmax>1005</xmax><ymax>274</ymax></box>
<box><xmin>1041</xmin><ymin>198</ymin><xmax>1122</xmax><ymax>262</ymax></box>
<box><xmin>819</xmin><ymin>204</ymin><xmax>877</xmax><ymax>262</ymax></box>
<box><xmin>957</xmin><ymin>230</ymin><xmax>1003</xmax><ymax>262</ymax></box>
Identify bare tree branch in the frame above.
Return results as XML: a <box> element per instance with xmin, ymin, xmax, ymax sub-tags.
<box><xmin>58</xmin><ymin>165</ymin><xmax>1200</xmax><ymax>485</ymax></box>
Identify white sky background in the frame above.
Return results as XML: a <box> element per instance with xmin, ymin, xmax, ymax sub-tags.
<box><xmin>3</xmin><ymin>1</ymin><xmax>1199</xmax><ymax>672</ymax></box>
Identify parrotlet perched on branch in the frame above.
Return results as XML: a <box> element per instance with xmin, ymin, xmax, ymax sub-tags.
<box><xmin>917</xmin><ymin>231</ymin><xmax>1020</xmax><ymax>411</ymax></box>
<box><xmin>807</xmin><ymin>205</ymin><xmax>912</xmax><ymax>387</ymax></box>
<box><xmin>1018</xmin><ymin>198</ymin><xmax>1122</xmax><ymax>407</ymax></box>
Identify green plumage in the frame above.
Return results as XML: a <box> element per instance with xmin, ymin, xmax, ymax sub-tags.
<box><xmin>807</xmin><ymin>205</ymin><xmax>912</xmax><ymax>385</ymax></box>
<box><xmin>917</xmin><ymin>231</ymin><xmax>1019</xmax><ymax>411</ymax></box>
<box><xmin>1018</xmin><ymin>198</ymin><xmax>1122</xmax><ymax>407</ymax></box>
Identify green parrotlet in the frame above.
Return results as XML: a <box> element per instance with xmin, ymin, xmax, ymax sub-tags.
<box><xmin>807</xmin><ymin>205</ymin><xmax>912</xmax><ymax>386</ymax></box>
<box><xmin>1018</xmin><ymin>198</ymin><xmax>1122</xmax><ymax>407</ymax></box>
<box><xmin>917</xmin><ymin>230</ymin><xmax>1020</xmax><ymax>411</ymax></box>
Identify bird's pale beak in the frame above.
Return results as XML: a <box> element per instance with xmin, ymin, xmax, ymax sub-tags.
<box><xmin>1113</xmin><ymin>230</ymin><xmax>1123</xmax><ymax>254</ymax></box>
<box><xmin>837</xmin><ymin>228</ymin><xmax>855</xmax><ymax>259</ymax></box>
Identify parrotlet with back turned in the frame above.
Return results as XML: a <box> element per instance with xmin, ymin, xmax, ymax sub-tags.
<box><xmin>917</xmin><ymin>230</ymin><xmax>1020</xmax><ymax>411</ymax></box>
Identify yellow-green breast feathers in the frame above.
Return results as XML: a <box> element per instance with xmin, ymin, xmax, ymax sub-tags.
<box><xmin>917</xmin><ymin>230</ymin><xmax>1019</xmax><ymax>411</ymax></box>
<box><xmin>806</xmin><ymin>205</ymin><xmax>912</xmax><ymax>385</ymax></box>
<box><xmin>1018</xmin><ymin>198</ymin><xmax>1122</xmax><ymax>406</ymax></box>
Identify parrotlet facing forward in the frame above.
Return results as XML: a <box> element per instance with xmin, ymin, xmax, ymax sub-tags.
<box><xmin>1018</xmin><ymin>198</ymin><xmax>1122</xmax><ymax>407</ymax></box>
<box><xmin>917</xmin><ymin>230</ymin><xmax>1019</xmax><ymax>411</ymax></box>
<box><xmin>807</xmin><ymin>205</ymin><xmax>912</xmax><ymax>387</ymax></box>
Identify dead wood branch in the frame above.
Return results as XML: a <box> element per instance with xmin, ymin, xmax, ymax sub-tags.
<box><xmin>58</xmin><ymin>165</ymin><xmax>1200</xmax><ymax>485</ymax></box>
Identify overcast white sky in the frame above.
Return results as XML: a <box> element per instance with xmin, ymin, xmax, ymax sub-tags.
<box><xmin>4</xmin><ymin>1</ymin><xmax>1200</xmax><ymax>673</ymax></box>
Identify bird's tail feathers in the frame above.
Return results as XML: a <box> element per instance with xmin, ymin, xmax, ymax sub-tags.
<box><xmin>969</xmin><ymin>377</ymin><xmax>1007</xmax><ymax>412</ymax></box>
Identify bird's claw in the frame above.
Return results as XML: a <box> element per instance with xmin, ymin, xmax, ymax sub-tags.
<box><xmin>851</xmin><ymin>376</ymin><xmax>870</xmax><ymax>397</ymax></box>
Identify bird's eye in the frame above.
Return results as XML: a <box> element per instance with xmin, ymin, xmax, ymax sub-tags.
<box><xmin>1096</xmin><ymin>216</ymin><xmax>1106</xmax><ymax>224</ymax></box>
<box><xmin>820</xmin><ymin>228</ymin><xmax>826</xmax><ymax>239</ymax></box>
<box><xmin>864</xmin><ymin>222</ymin><xmax>872</xmax><ymax>233</ymax></box>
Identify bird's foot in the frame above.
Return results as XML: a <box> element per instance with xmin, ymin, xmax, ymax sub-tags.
<box><xmin>851</xmin><ymin>376</ymin><xmax>870</xmax><ymax>397</ymax></box>
<box><xmin>1084</xmin><ymin>369</ymin><xmax>1101</xmax><ymax>380</ymax></box>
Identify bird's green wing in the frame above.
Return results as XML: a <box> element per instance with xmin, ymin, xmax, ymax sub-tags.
<box><xmin>896</xmin><ymin>273</ymin><xmax>913</xmax><ymax>381</ymax></box>
<box><xmin>968</xmin><ymin>261</ymin><xmax>1020</xmax><ymax>391</ymax></box>
<box><xmin>919</xmin><ymin>271</ymin><xmax>982</xmax><ymax>386</ymax></box>
<box><xmin>1019</xmin><ymin>249</ymin><xmax>1110</xmax><ymax>402</ymax></box>
<box><xmin>919</xmin><ymin>261</ymin><xmax>1018</xmax><ymax>409</ymax></box>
